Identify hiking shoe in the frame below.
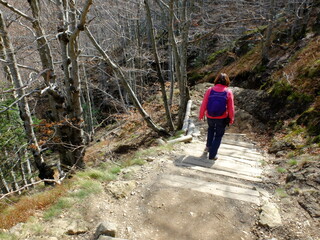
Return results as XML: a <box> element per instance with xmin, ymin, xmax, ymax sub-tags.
<box><xmin>208</xmin><ymin>155</ymin><xmax>218</xmax><ymax>161</ymax></box>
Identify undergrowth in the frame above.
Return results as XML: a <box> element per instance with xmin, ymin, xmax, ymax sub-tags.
<box><xmin>0</xmin><ymin>132</ymin><xmax>176</xmax><ymax>231</ymax></box>
<box><xmin>0</xmin><ymin>184</ymin><xmax>68</xmax><ymax>229</ymax></box>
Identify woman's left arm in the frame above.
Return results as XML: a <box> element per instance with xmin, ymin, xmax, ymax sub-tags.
<box><xmin>227</xmin><ymin>90</ymin><xmax>235</xmax><ymax>124</ymax></box>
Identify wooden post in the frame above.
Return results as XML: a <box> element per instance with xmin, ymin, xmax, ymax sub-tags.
<box><xmin>182</xmin><ymin>100</ymin><xmax>192</xmax><ymax>133</ymax></box>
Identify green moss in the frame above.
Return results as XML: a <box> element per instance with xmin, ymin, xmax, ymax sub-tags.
<box><xmin>207</xmin><ymin>48</ymin><xmax>228</xmax><ymax>64</ymax></box>
<box><xmin>243</xmin><ymin>25</ymin><xmax>268</xmax><ymax>35</ymax></box>
<box><xmin>297</xmin><ymin>106</ymin><xmax>320</xmax><ymax>136</ymax></box>
<box><xmin>312</xmin><ymin>135</ymin><xmax>320</xmax><ymax>143</ymax></box>
<box><xmin>269</xmin><ymin>80</ymin><xmax>293</xmax><ymax>98</ymax></box>
<box><xmin>305</xmin><ymin>60</ymin><xmax>320</xmax><ymax>78</ymax></box>
<box><xmin>253</xmin><ymin>64</ymin><xmax>267</xmax><ymax>73</ymax></box>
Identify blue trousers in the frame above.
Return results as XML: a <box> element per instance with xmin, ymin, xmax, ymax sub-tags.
<box><xmin>206</xmin><ymin>118</ymin><xmax>226</xmax><ymax>159</ymax></box>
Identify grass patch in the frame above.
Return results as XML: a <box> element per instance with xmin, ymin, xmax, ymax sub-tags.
<box><xmin>287</xmin><ymin>159</ymin><xmax>298</xmax><ymax>166</ymax></box>
<box><xmin>123</xmin><ymin>158</ymin><xmax>146</xmax><ymax>167</ymax></box>
<box><xmin>0</xmin><ymin>184</ymin><xmax>67</xmax><ymax>229</ymax></box>
<box><xmin>25</xmin><ymin>221</ymin><xmax>44</xmax><ymax>236</ymax></box>
<box><xmin>276</xmin><ymin>167</ymin><xmax>287</xmax><ymax>173</ymax></box>
<box><xmin>167</xmin><ymin>130</ymin><xmax>185</xmax><ymax>141</ymax></box>
<box><xmin>70</xmin><ymin>179</ymin><xmax>103</xmax><ymax>200</ymax></box>
<box><xmin>121</xmin><ymin>143</ymin><xmax>174</xmax><ymax>168</ymax></box>
<box><xmin>0</xmin><ymin>232</ymin><xmax>17</xmax><ymax>240</ymax></box>
<box><xmin>76</xmin><ymin>168</ymin><xmax>117</xmax><ymax>182</ymax></box>
<box><xmin>275</xmin><ymin>188</ymin><xmax>289</xmax><ymax>198</ymax></box>
<box><xmin>43</xmin><ymin>197</ymin><xmax>74</xmax><ymax>220</ymax></box>
<box><xmin>109</xmin><ymin>166</ymin><xmax>121</xmax><ymax>174</ymax></box>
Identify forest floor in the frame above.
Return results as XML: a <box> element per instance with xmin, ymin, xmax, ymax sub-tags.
<box><xmin>3</xmin><ymin>84</ymin><xmax>320</xmax><ymax>240</ymax></box>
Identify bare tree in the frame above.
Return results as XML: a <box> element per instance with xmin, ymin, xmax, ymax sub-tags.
<box><xmin>0</xmin><ymin>10</ymin><xmax>44</xmax><ymax>175</ymax></box>
<box><xmin>168</xmin><ymin>0</ymin><xmax>192</xmax><ymax>129</ymax></box>
<box><xmin>144</xmin><ymin>0</ymin><xmax>175</xmax><ymax>132</ymax></box>
<box><xmin>54</xmin><ymin>0</ymin><xmax>93</xmax><ymax>169</ymax></box>
<box><xmin>85</xmin><ymin>26</ymin><xmax>169</xmax><ymax>136</ymax></box>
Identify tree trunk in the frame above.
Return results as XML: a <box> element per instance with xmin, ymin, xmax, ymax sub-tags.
<box><xmin>262</xmin><ymin>0</ymin><xmax>275</xmax><ymax>64</ymax></box>
<box><xmin>0</xmin><ymin>167</ymin><xmax>10</xmax><ymax>193</ymax></box>
<box><xmin>25</xmin><ymin>151</ymin><xmax>35</xmax><ymax>184</ymax></box>
<box><xmin>0</xmin><ymin>10</ymin><xmax>44</xmax><ymax>171</ymax></box>
<box><xmin>168</xmin><ymin>47</ymin><xmax>175</xmax><ymax>106</ymax></box>
<box><xmin>144</xmin><ymin>0</ymin><xmax>175</xmax><ymax>132</ymax></box>
<box><xmin>0</xmin><ymin>35</ymin><xmax>12</xmax><ymax>87</ymax></box>
<box><xmin>82</xmin><ymin>63</ymin><xmax>94</xmax><ymax>140</ymax></box>
<box><xmin>168</xmin><ymin>0</ymin><xmax>191</xmax><ymax>130</ymax></box>
<box><xmin>54</xmin><ymin>0</ymin><xmax>93</xmax><ymax>169</ymax></box>
<box><xmin>11</xmin><ymin>170</ymin><xmax>20</xmax><ymax>195</ymax></box>
<box><xmin>18</xmin><ymin>149</ymin><xmax>29</xmax><ymax>189</ymax></box>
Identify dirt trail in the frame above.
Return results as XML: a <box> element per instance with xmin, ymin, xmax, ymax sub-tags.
<box><xmin>117</xmin><ymin>135</ymin><xmax>265</xmax><ymax>240</ymax></box>
<box><xmin>84</xmin><ymin>117</ymin><xmax>270</xmax><ymax>240</ymax></box>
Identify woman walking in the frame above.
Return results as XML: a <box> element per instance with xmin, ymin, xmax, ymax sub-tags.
<box><xmin>199</xmin><ymin>73</ymin><xmax>235</xmax><ymax>160</ymax></box>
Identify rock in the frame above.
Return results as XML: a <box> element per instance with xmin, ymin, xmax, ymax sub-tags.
<box><xmin>106</xmin><ymin>180</ymin><xmax>137</xmax><ymax>199</ymax></box>
<box><xmin>298</xmin><ymin>191</ymin><xmax>320</xmax><ymax>218</ymax></box>
<box><xmin>275</xmin><ymin>151</ymin><xmax>286</xmax><ymax>158</ymax></box>
<box><xmin>259</xmin><ymin>201</ymin><xmax>282</xmax><ymax>228</ymax></box>
<box><xmin>145</xmin><ymin>156</ymin><xmax>156</xmax><ymax>162</ymax></box>
<box><xmin>97</xmin><ymin>236</ymin><xmax>128</xmax><ymax>240</ymax></box>
<box><xmin>65</xmin><ymin>220</ymin><xmax>88</xmax><ymax>235</ymax></box>
<box><xmin>268</xmin><ymin>140</ymin><xmax>295</xmax><ymax>154</ymax></box>
<box><xmin>94</xmin><ymin>222</ymin><xmax>118</xmax><ymax>239</ymax></box>
<box><xmin>155</xmin><ymin>138</ymin><xmax>166</xmax><ymax>145</ymax></box>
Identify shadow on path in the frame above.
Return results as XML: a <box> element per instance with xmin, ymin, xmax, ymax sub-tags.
<box><xmin>174</xmin><ymin>153</ymin><xmax>215</xmax><ymax>168</ymax></box>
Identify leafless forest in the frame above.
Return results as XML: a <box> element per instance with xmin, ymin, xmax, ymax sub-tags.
<box><xmin>0</xmin><ymin>0</ymin><xmax>312</xmax><ymax>195</ymax></box>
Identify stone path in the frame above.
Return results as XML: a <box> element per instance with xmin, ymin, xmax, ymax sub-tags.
<box><xmin>159</xmin><ymin>132</ymin><xmax>266</xmax><ymax>206</ymax></box>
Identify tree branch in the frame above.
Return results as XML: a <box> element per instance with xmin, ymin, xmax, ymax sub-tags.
<box><xmin>70</xmin><ymin>0</ymin><xmax>93</xmax><ymax>41</ymax></box>
<box><xmin>0</xmin><ymin>89</ymin><xmax>37</xmax><ymax>113</ymax></box>
<box><xmin>0</xmin><ymin>0</ymin><xmax>33</xmax><ymax>21</ymax></box>
<box><xmin>0</xmin><ymin>58</ymin><xmax>39</xmax><ymax>72</ymax></box>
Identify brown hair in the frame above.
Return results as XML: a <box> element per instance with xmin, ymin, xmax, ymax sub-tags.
<box><xmin>213</xmin><ymin>73</ymin><xmax>230</xmax><ymax>86</ymax></box>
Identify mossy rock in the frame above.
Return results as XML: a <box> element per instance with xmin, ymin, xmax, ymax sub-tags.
<box><xmin>233</xmin><ymin>32</ymin><xmax>262</xmax><ymax>57</ymax></box>
<box><xmin>207</xmin><ymin>48</ymin><xmax>228</xmax><ymax>64</ymax></box>
<box><xmin>188</xmin><ymin>71</ymin><xmax>207</xmax><ymax>85</ymax></box>
<box><xmin>269</xmin><ymin>80</ymin><xmax>293</xmax><ymax>98</ymax></box>
<box><xmin>297</xmin><ymin>106</ymin><xmax>320</xmax><ymax>136</ymax></box>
